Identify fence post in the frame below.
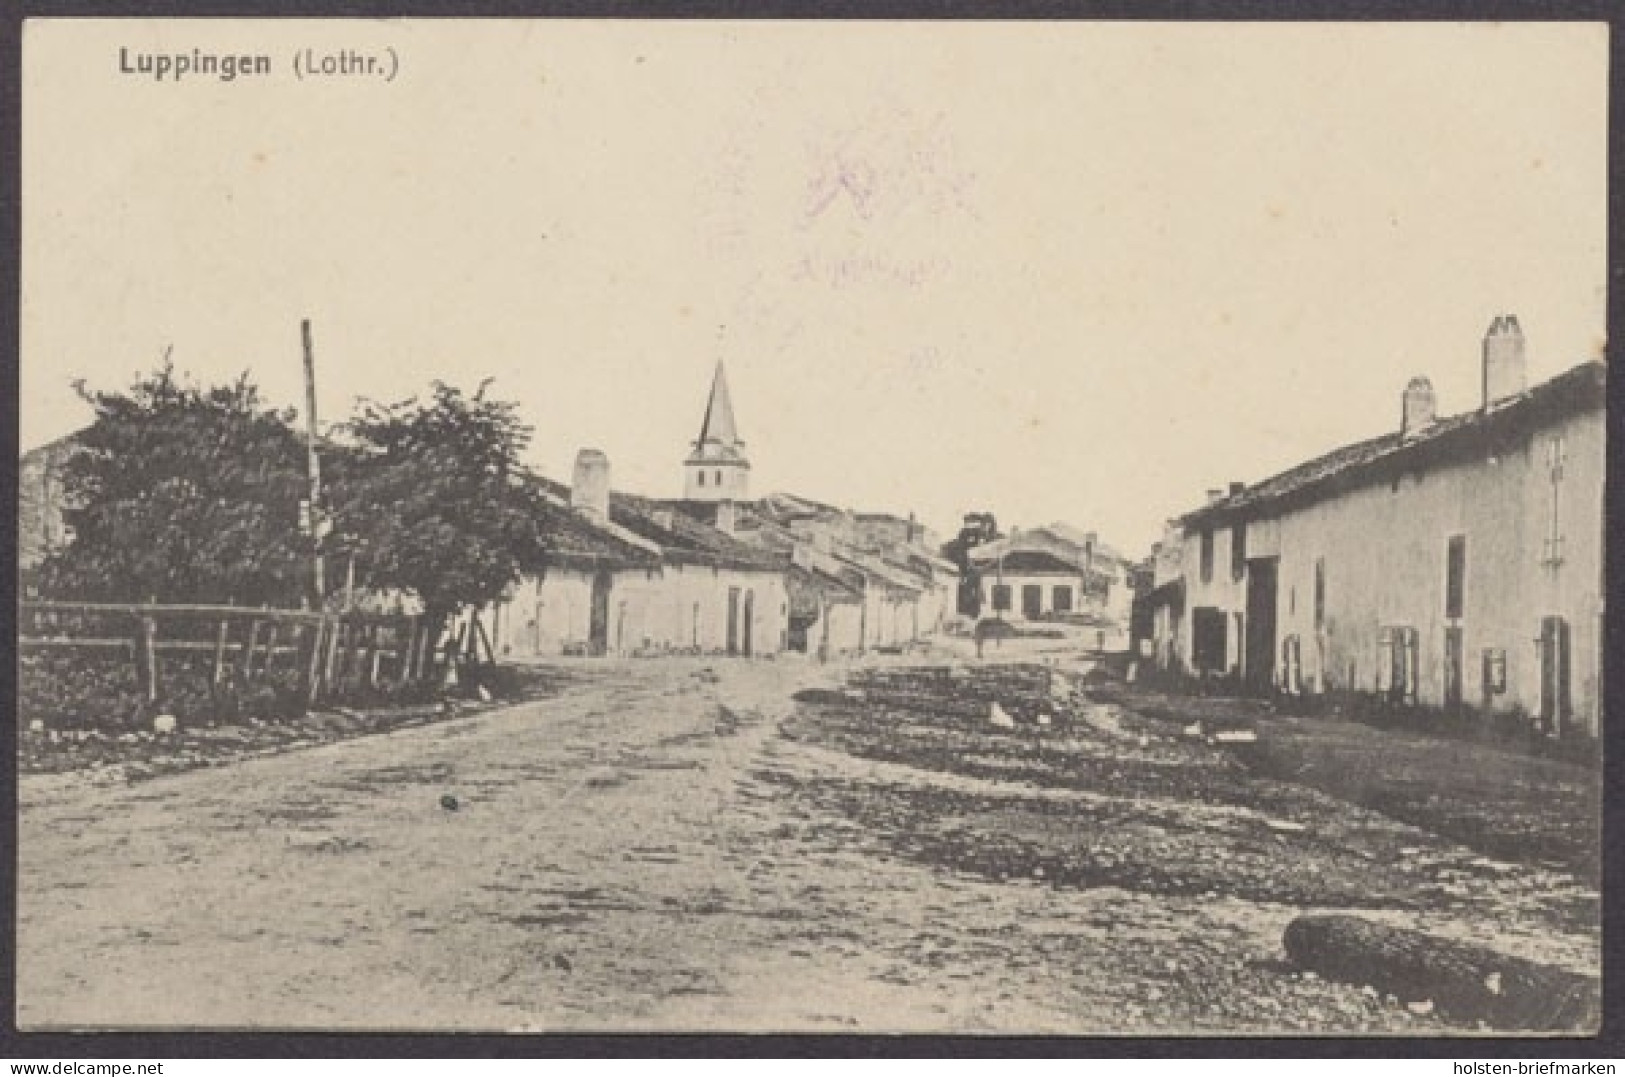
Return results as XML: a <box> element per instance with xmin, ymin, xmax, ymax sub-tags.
<box><xmin>323</xmin><ymin>618</ymin><xmax>343</xmax><ymax>693</ymax></box>
<box><xmin>243</xmin><ymin>619</ymin><xmax>263</xmax><ymax>679</ymax></box>
<box><xmin>264</xmin><ymin>623</ymin><xmax>282</xmax><ymax>676</ymax></box>
<box><xmin>211</xmin><ymin>619</ymin><xmax>230</xmax><ymax>687</ymax></box>
<box><xmin>399</xmin><ymin>620</ymin><xmax>419</xmax><ymax>684</ymax></box>
<box><xmin>305</xmin><ymin>618</ymin><xmax>327</xmax><ymax>706</ymax></box>
<box><xmin>139</xmin><ymin>615</ymin><xmax>159</xmax><ymax>703</ymax></box>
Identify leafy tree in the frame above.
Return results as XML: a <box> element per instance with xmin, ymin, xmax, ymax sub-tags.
<box><xmin>327</xmin><ymin>380</ymin><xmax>553</xmax><ymax>631</ymax></box>
<box><xmin>940</xmin><ymin>511</ymin><xmax>1003</xmax><ymax>617</ymax></box>
<box><xmin>41</xmin><ymin>363</ymin><xmax>311</xmax><ymax>605</ymax></box>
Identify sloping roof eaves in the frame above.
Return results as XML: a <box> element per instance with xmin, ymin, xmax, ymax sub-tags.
<box><xmin>982</xmin><ymin>550</ymin><xmax>1088</xmax><ymax>576</ymax></box>
<box><xmin>532</xmin><ymin>492</ymin><xmax>663</xmax><ymax>572</ymax></box>
<box><xmin>609</xmin><ymin>491</ymin><xmax>787</xmax><ymax>573</ymax></box>
<box><xmin>1182</xmin><ymin>360</ymin><xmax>1606</xmax><ymax>529</ymax></box>
<box><xmin>834</xmin><ymin>551</ymin><xmax>926</xmax><ymax>594</ymax></box>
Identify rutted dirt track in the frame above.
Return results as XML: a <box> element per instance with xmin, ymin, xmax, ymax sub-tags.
<box><xmin>17</xmin><ymin>654</ymin><xmax>1599</xmax><ymax>1033</ymax></box>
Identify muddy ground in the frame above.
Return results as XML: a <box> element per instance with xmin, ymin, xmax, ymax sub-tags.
<box><xmin>16</xmin><ymin>648</ymin><xmax>1600</xmax><ymax>1034</ymax></box>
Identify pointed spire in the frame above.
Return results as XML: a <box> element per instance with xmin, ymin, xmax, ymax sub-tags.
<box><xmin>696</xmin><ymin>360</ymin><xmax>740</xmax><ymax>447</ymax></box>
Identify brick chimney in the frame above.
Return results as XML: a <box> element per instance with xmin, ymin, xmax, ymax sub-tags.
<box><xmin>1482</xmin><ymin>314</ymin><xmax>1527</xmax><ymax>407</ymax></box>
<box><xmin>1401</xmin><ymin>375</ymin><xmax>1437</xmax><ymax>439</ymax></box>
<box><xmin>714</xmin><ymin>499</ymin><xmax>737</xmax><ymax>535</ymax></box>
<box><xmin>571</xmin><ymin>448</ymin><xmax>611</xmax><ymax>521</ymax></box>
<box><xmin>1205</xmin><ymin>488</ymin><xmax>1224</xmax><ymax>505</ymax></box>
<box><xmin>1228</xmin><ymin>481</ymin><xmax>1246</xmax><ymax>497</ymax></box>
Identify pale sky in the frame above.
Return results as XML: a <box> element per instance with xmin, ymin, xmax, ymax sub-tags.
<box><xmin>22</xmin><ymin>20</ymin><xmax>1608</xmax><ymax>554</ymax></box>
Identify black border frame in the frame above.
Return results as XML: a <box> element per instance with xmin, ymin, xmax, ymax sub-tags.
<box><xmin>1</xmin><ymin>3</ymin><xmax>1620</xmax><ymax>1059</ymax></box>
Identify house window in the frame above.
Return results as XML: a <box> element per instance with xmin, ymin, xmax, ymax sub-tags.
<box><xmin>991</xmin><ymin>584</ymin><xmax>1011</xmax><ymax>612</ymax></box>
<box><xmin>1052</xmin><ymin>585</ymin><xmax>1073</xmax><ymax>613</ymax></box>
<box><xmin>1445</xmin><ymin>535</ymin><xmax>1466</xmax><ymax>620</ymax></box>
<box><xmin>1313</xmin><ymin>558</ymin><xmax>1326</xmax><ymax>632</ymax></box>
<box><xmin>1543</xmin><ymin>435</ymin><xmax>1567</xmax><ymax>566</ymax></box>
<box><xmin>715</xmin><ymin>469</ymin><xmax>723</xmax><ymax>486</ymax></box>
<box><xmin>1481</xmin><ymin>647</ymin><xmax>1506</xmax><ymax>698</ymax></box>
<box><xmin>1376</xmin><ymin>626</ymin><xmax>1419</xmax><ymax>705</ymax></box>
<box><xmin>1281</xmin><ymin>635</ymin><xmax>1302</xmax><ymax>694</ymax></box>
<box><xmin>1231</xmin><ymin>523</ymin><xmax>1247</xmax><ymax>581</ymax></box>
<box><xmin>698</xmin><ymin>471</ymin><xmax>706</xmax><ymax>487</ymax></box>
<box><xmin>1200</xmin><ymin>529</ymin><xmax>1214</xmax><ymax>583</ymax></box>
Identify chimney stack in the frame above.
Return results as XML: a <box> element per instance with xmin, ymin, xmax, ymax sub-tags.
<box><xmin>1401</xmin><ymin>375</ymin><xmax>1437</xmax><ymax>438</ymax></box>
<box><xmin>1206</xmin><ymin>488</ymin><xmax>1225</xmax><ymax>505</ymax></box>
<box><xmin>715</xmin><ymin>499</ymin><xmax>737</xmax><ymax>535</ymax></box>
<box><xmin>571</xmin><ymin>448</ymin><xmax>611</xmax><ymax>521</ymax></box>
<box><xmin>1228</xmin><ymin>481</ymin><xmax>1246</xmax><ymax>497</ymax></box>
<box><xmin>1482</xmin><ymin>314</ymin><xmax>1527</xmax><ymax>407</ymax></box>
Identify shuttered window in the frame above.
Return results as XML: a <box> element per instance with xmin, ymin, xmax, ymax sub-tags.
<box><xmin>1445</xmin><ymin>535</ymin><xmax>1466</xmax><ymax>620</ymax></box>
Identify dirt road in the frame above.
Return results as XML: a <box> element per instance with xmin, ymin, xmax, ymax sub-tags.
<box><xmin>17</xmin><ymin>652</ymin><xmax>1599</xmax><ymax>1033</ymax></box>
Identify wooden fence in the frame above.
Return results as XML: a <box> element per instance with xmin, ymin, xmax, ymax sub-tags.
<box><xmin>18</xmin><ymin>601</ymin><xmax>439</xmax><ymax>707</ymax></box>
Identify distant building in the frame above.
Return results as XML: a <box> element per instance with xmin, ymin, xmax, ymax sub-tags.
<box><xmin>1159</xmin><ymin>316</ymin><xmax>1605</xmax><ymax>742</ymax></box>
<box><xmin>18</xmin><ymin>435</ymin><xmax>82</xmax><ymax>581</ymax></box>
<box><xmin>966</xmin><ymin>522</ymin><xmax>1134</xmax><ymax>648</ymax></box>
<box><xmin>976</xmin><ymin>550</ymin><xmax>1093</xmax><ymax>622</ymax></box>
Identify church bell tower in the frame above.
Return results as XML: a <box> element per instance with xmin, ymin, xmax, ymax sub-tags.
<box><xmin>684</xmin><ymin>361</ymin><xmax>750</xmax><ymax>502</ymax></box>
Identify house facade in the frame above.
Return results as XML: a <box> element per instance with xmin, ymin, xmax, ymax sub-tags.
<box><xmin>976</xmin><ymin>550</ymin><xmax>1092</xmax><ymax>621</ymax></box>
<box><xmin>1164</xmin><ymin>317</ymin><xmax>1604</xmax><ymax>742</ymax></box>
<box><xmin>493</xmin><ymin>448</ymin><xmax>789</xmax><ymax>658</ymax></box>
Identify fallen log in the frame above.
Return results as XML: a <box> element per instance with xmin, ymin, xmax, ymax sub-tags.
<box><xmin>1283</xmin><ymin>914</ymin><xmax>1599</xmax><ymax>1031</ymax></box>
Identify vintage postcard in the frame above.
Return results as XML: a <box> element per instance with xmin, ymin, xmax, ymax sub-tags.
<box><xmin>16</xmin><ymin>18</ymin><xmax>1607</xmax><ymax>1035</ymax></box>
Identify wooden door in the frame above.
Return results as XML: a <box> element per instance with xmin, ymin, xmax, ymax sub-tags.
<box><xmin>1243</xmin><ymin>557</ymin><xmax>1278</xmax><ymax>693</ymax></box>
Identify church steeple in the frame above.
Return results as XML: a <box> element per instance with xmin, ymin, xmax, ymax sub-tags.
<box><xmin>684</xmin><ymin>361</ymin><xmax>750</xmax><ymax>502</ymax></box>
<box><xmin>695</xmin><ymin>361</ymin><xmax>739</xmax><ymax>447</ymax></box>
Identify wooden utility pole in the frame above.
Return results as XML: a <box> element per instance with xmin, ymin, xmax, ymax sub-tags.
<box><xmin>301</xmin><ymin>319</ymin><xmax>325</xmax><ymax>608</ymax></box>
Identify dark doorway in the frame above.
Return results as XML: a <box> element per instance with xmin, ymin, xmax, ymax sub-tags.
<box><xmin>1443</xmin><ymin>625</ymin><xmax>1464</xmax><ymax>710</ymax></box>
<box><xmin>1021</xmin><ymin>584</ymin><xmax>1043</xmax><ymax>620</ymax></box>
<box><xmin>726</xmin><ymin>587</ymin><xmax>741</xmax><ymax>655</ymax></box>
<box><xmin>742</xmin><ymin>590</ymin><xmax>755</xmax><ymax>656</ymax></box>
<box><xmin>1192</xmin><ymin>606</ymin><xmax>1227</xmax><ymax>674</ymax></box>
<box><xmin>589</xmin><ymin>571</ymin><xmax>612</xmax><ymax>656</ymax></box>
<box><xmin>1243</xmin><ymin>557</ymin><xmax>1278</xmax><ymax>692</ymax></box>
<box><xmin>788</xmin><ymin>614</ymin><xmax>814</xmax><ymax>653</ymax></box>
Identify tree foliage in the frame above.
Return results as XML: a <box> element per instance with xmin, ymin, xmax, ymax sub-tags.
<box><xmin>41</xmin><ymin>363</ymin><xmax>310</xmax><ymax>605</ymax></box>
<box><xmin>327</xmin><ymin>380</ymin><xmax>552</xmax><ymax>620</ymax></box>
<box><xmin>941</xmin><ymin>511</ymin><xmax>1003</xmax><ymax>618</ymax></box>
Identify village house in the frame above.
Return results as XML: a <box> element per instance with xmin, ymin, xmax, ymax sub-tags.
<box><xmin>1157</xmin><ymin>316</ymin><xmax>1605</xmax><ymax>743</ymax></box>
<box><xmin>491</xmin><ymin>446</ymin><xmax>790</xmax><ymax>658</ymax></box>
<box><xmin>720</xmin><ymin>490</ymin><xmax>958</xmax><ymax>656</ymax></box>
<box><xmin>966</xmin><ymin>523</ymin><xmax>1134</xmax><ymax>649</ymax></box>
<box><xmin>658</xmin><ymin>368</ymin><xmax>958</xmax><ymax>658</ymax></box>
<box><xmin>1139</xmin><ymin>519</ymin><xmax>1188</xmax><ymax>667</ymax></box>
<box><xmin>18</xmin><ymin>434</ymin><xmax>82</xmax><ymax>592</ymax></box>
<box><xmin>494</xmin><ymin>360</ymin><xmax>956</xmax><ymax>661</ymax></box>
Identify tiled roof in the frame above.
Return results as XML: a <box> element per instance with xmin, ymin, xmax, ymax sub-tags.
<box><xmin>536</xmin><ymin>477</ymin><xmax>786</xmax><ymax>573</ymax></box>
<box><xmin>531</xmin><ymin>490</ymin><xmax>663</xmax><ymax>571</ymax></box>
<box><xmin>1181</xmin><ymin>360</ymin><xmax>1605</xmax><ymax>528</ymax></box>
